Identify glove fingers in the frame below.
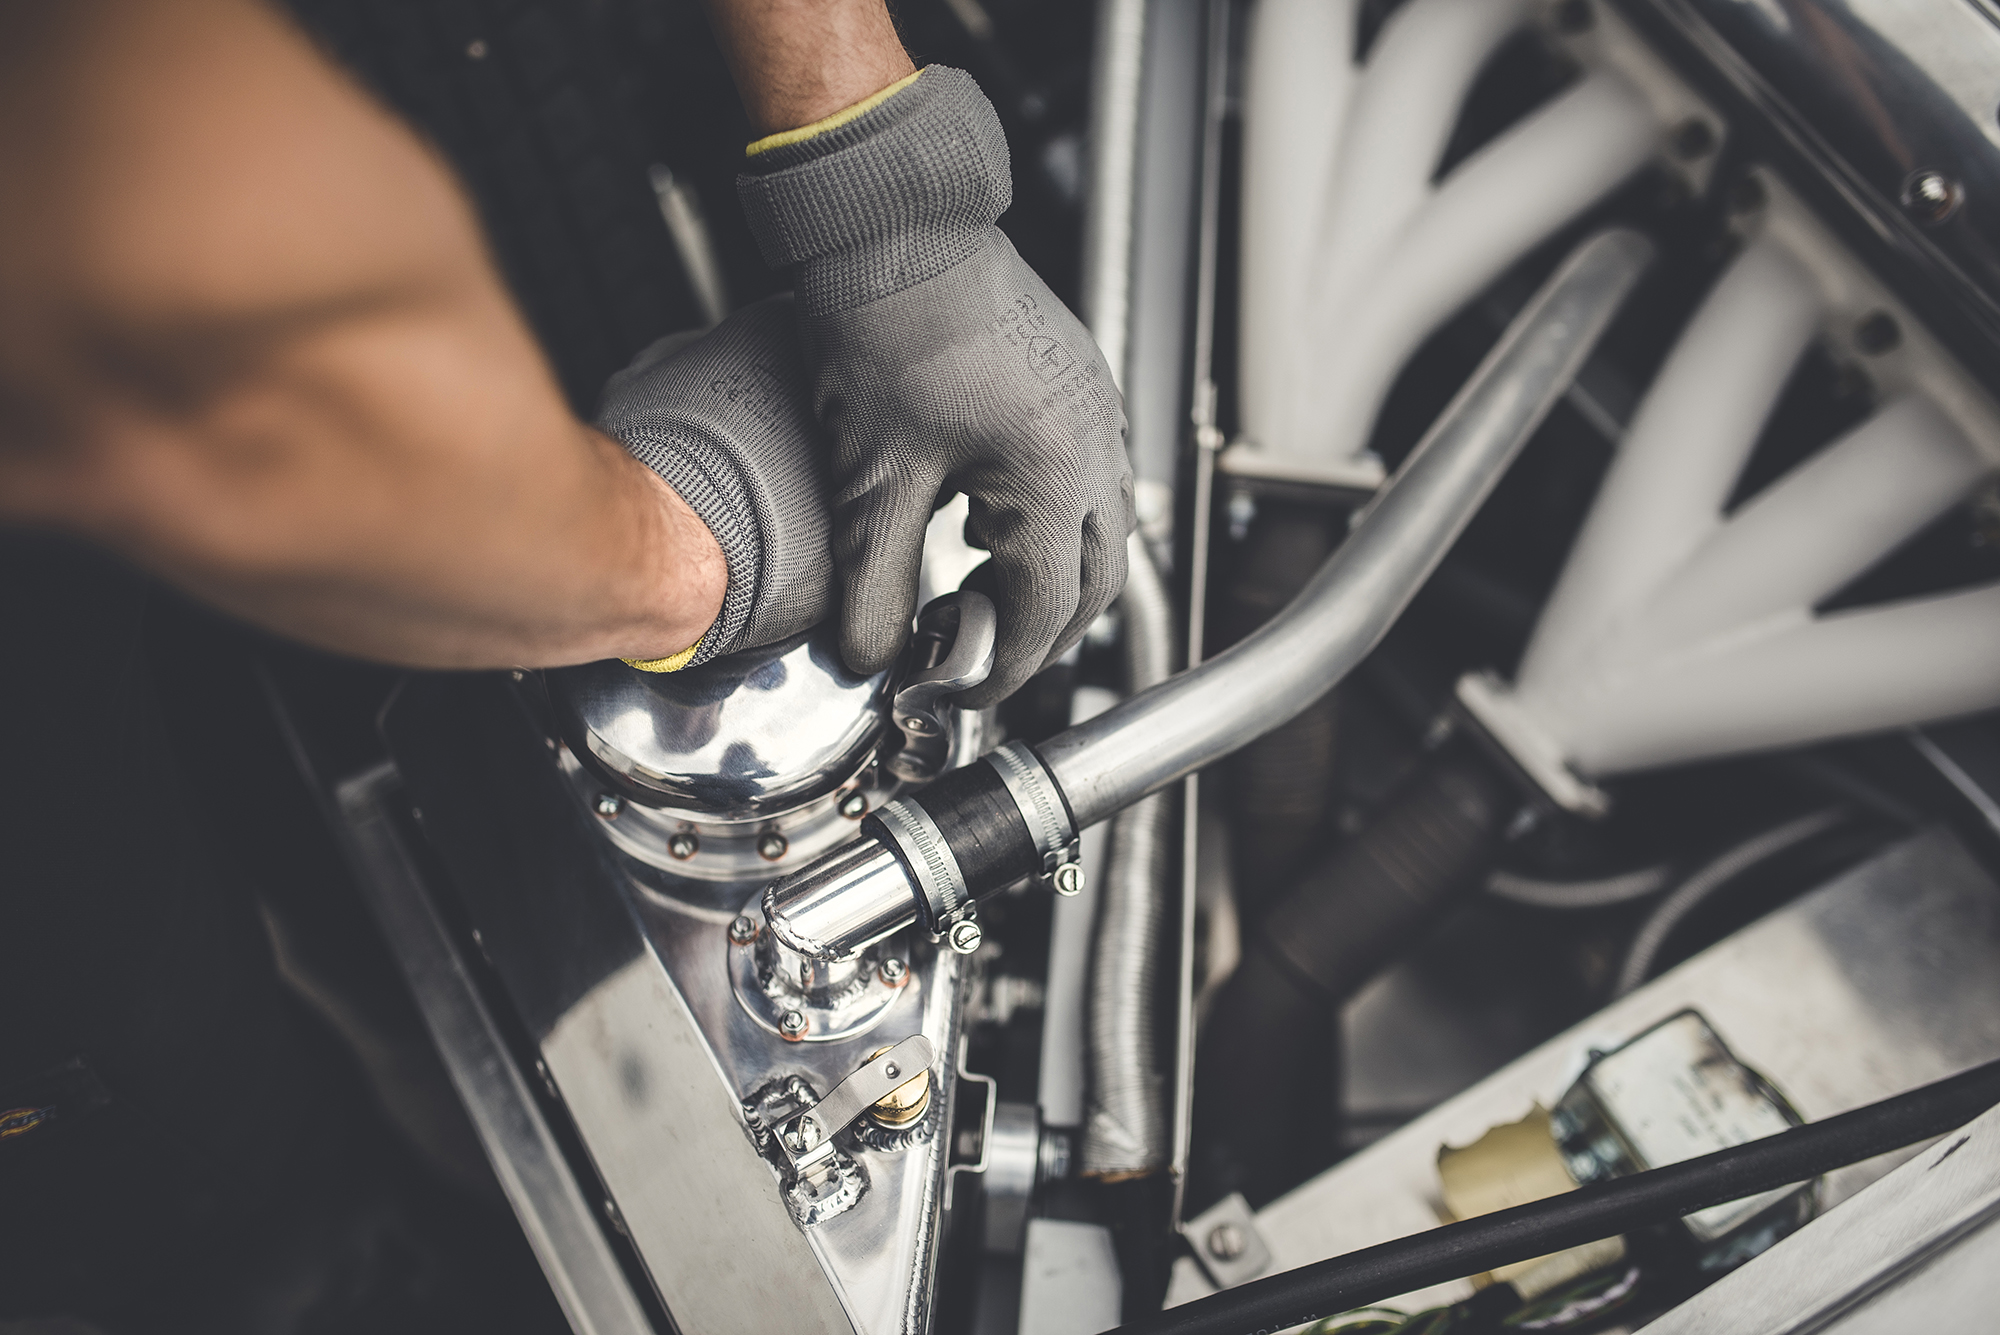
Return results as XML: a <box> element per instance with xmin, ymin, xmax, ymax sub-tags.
<box><xmin>837</xmin><ymin>481</ymin><xmax>937</xmax><ymax>676</ymax></box>
<box><xmin>953</xmin><ymin>501</ymin><xmax>1083</xmax><ymax>710</ymax></box>
<box><xmin>1040</xmin><ymin>506</ymin><xmax>1131</xmax><ymax>676</ymax></box>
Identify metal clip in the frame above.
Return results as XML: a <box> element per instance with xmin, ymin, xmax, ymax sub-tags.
<box><xmin>777</xmin><ymin>1034</ymin><xmax>935</xmax><ymax>1180</ymax></box>
<box><xmin>889</xmin><ymin>592</ymin><xmax>997</xmax><ymax>783</ymax></box>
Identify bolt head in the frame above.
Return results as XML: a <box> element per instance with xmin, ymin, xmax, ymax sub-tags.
<box><xmin>947</xmin><ymin>919</ymin><xmax>983</xmax><ymax>955</ymax></box>
<box><xmin>838</xmin><ymin>790</ymin><xmax>869</xmax><ymax>820</ymax></box>
<box><xmin>757</xmin><ymin>832</ymin><xmax>789</xmax><ymax>861</ymax></box>
<box><xmin>787</xmin><ymin>1114</ymin><xmax>822</xmax><ymax>1151</ymax></box>
<box><xmin>878</xmin><ymin>956</ymin><xmax>909</xmax><ymax>986</ymax></box>
<box><xmin>1206</xmin><ymin>1222</ymin><xmax>1247</xmax><ymax>1261</ymax></box>
<box><xmin>466</xmin><ymin>37</ymin><xmax>489</xmax><ymax>60</ymax></box>
<box><xmin>728</xmin><ymin>914</ymin><xmax>758</xmax><ymax>945</ymax></box>
<box><xmin>667</xmin><ymin>831</ymin><xmax>698</xmax><ymax>860</ymax></box>
<box><xmin>1052</xmin><ymin>862</ymin><xmax>1086</xmax><ymax>897</ymax></box>
<box><xmin>1902</xmin><ymin>170</ymin><xmax>1962</xmax><ymax>225</ymax></box>
<box><xmin>902</xmin><ymin>714</ymin><xmax>935</xmax><ymax>735</ymax></box>
<box><xmin>883</xmin><ymin>1062</ymin><xmax>900</xmax><ymax>1080</ymax></box>
<box><xmin>595</xmin><ymin>793</ymin><xmax>624</xmax><ymax>819</ymax></box>
<box><xmin>779</xmin><ymin>1009</ymin><xmax>809</xmax><ymax>1039</ymax></box>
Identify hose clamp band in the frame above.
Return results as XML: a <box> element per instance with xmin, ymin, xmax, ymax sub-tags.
<box><xmin>984</xmin><ymin>742</ymin><xmax>1076</xmax><ymax>875</ymax></box>
<box><xmin>871</xmin><ymin>798</ymin><xmax>969</xmax><ymax>931</ymax></box>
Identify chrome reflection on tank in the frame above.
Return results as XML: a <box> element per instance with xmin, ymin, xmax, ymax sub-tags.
<box><xmin>728</xmin><ymin>888</ymin><xmax>919</xmax><ymax>1044</ymax></box>
<box><xmin>765</xmin><ymin>838</ymin><xmax>922</xmax><ymax>961</ymax></box>
<box><xmin>548</xmin><ymin>625</ymin><xmax>894</xmax><ymax>820</ymax></box>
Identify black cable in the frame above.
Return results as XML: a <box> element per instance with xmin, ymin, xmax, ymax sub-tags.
<box><xmin>1117</xmin><ymin>1056</ymin><xmax>2000</xmax><ymax>1335</ymax></box>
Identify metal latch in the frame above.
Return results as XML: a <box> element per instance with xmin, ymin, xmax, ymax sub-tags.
<box><xmin>888</xmin><ymin>592</ymin><xmax>997</xmax><ymax>783</ymax></box>
<box><xmin>777</xmin><ymin>1034</ymin><xmax>936</xmax><ymax>1180</ymax></box>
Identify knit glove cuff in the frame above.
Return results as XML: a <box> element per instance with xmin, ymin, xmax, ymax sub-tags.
<box><xmin>596</xmin><ymin>297</ymin><xmax>832</xmax><ymax>669</ymax></box>
<box><xmin>736</xmin><ymin>66</ymin><xmax>1012</xmax><ymax>316</ymax></box>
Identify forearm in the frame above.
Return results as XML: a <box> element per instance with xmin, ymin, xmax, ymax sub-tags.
<box><xmin>0</xmin><ymin>0</ymin><xmax>724</xmax><ymax>669</ymax></box>
<box><xmin>702</xmin><ymin>0</ymin><xmax>914</xmax><ymax>135</ymax></box>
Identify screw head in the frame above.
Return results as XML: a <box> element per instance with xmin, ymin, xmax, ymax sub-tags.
<box><xmin>883</xmin><ymin>1062</ymin><xmax>900</xmax><ymax>1080</ymax></box>
<box><xmin>1052</xmin><ymin>862</ymin><xmax>1086</xmax><ymax>897</ymax></box>
<box><xmin>667</xmin><ymin>830</ymin><xmax>698</xmax><ymax>860</ymax></box>
<box><xmin>902</xmin><ymin>714</ymin><xmax>936</xmax><ymax>735</ymax></box>
<box><xmin>758</xmin><ymin>832</ymin><xmax>789</xmax><ymax>861</ymax></box>
<box><xmin>728</xmin><ymin>914</ymin><xmax>758</xmax><ymax>945</ymax></box>
<box><xmin>1902</xmin><ymin>170</ymin><xmax>1963</xmax><ymax>225</ymax></box>
<box><xmin>947</xmin><ymin>919</ymin><xmax>983</xmax><ymax>955</ymax></box>
<box><xmin>595</xmin><ymin>793</ymin><xmax>624</xmax><ymax>819</ymax></box>
<box><xmin>779</xmin><ymin>1009</ymin><xmax>809</xmax><ymax>1040</ymax></box>
<box><xmin>1206</xmin><ymin>1222</ymin><xmax>1248</xmax><ymax>1262</ymax></box>
<box><xmin>838</xmin><ymin>790</ymin><xmax>869</xmax><ymax>820</ymax></box>
<box><xmin>879</xmin><ymin>956</ymin><xmax>909</xmax><ymax>987</ymax></box>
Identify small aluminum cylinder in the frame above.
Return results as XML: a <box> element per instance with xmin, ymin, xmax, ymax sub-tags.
<box><xmin>764</xmin><ymin>837</ymin><xmax>921</xmax><ymax>961</ymax></box>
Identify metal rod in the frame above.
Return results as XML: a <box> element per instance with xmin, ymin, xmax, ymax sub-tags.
<box><xmin>1039</xmin><ymin>227</ymin><xmax>1657</xmax><ymax>829</ymax></box>
<box><xmin>1112</xmin><ymin>1055</ymin><xmax>2000</xmax><ymax>1335</ymax></box>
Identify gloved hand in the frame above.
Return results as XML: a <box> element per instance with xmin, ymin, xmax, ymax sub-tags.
<box><xmin>738</xmin><ymin>66</ymin><xmax>1134</xmax><ymax>708</ymax></box>
<box><xmin>596</xmin><ymin>294</ymin><xmax>832</xmax><ymax>671</ymax></box>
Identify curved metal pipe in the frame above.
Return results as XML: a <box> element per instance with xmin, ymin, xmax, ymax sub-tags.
<box><xmin>1043</xmin><ymin>228</ymin><xmax>1656</xmax><ymax>828</ymax></box>
<box><xmin>764</xmin><ymin>228</ymin><xmax>1654</xmax><ymax>961</ymax></box>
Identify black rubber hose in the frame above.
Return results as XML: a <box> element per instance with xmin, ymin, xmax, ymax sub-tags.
<box><xmin>1123</xmin><ymin>1056</ymin><xmax>2000</xmax><ymax>1335</ymax></box>
<box><xmin>1193</xmin><ymin>736</ymin><xmax>1516</xmax><ymax>1207</ymax></box>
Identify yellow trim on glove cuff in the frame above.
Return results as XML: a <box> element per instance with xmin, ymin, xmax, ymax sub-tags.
<box><xmin>745</xmin><ymin>68</ymin><xmax>923</xmax><ymax>157</ymax></box>
<box><xmin>622</xmin><ymin>635</ymin><xmax>704</xmax><ymax>673</ymax></box>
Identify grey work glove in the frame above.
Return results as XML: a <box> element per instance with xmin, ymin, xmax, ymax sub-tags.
<box><xmin>738</xmin><ymin>66</ymin><xmax>1135</xmax><ymax>708</ymax></box>
<box><xmin>597</xmin><ymin>294</ymin><xmax>832</xmax><ymax>671</ymax></box>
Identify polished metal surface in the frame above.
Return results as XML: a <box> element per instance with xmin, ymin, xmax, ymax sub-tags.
<box><xmin>549</xmin><ymin>625</ymin><xmax>893</xmax><ymax>819</ymax></box>
<box><xmin>1040</xmin><ymin>228</ymin><xmax>1656</xmax><ymax>828</ymax></box>
<box><xmin>981</xmin><ymin>1101</ymin><xmax>1042</xmax><ymax>1254</ymax></box>
<box><xmin>557</xmin><ymin>744</ymin><xmax>896</xmax><ymax>883</ymax></box>
<box><xmin>332</xmin><ymin>763</ymin><xmax>655</xmax><ymax>1335</ymax></box>
<box><xmin>381</xmin><ymin>675</ymin><xmax>967</xmax><ymax>1335</ymax></box>
<box><xmin>778</xmin><ymin>1036</ymin><xmax>940</xmax><ymax>1177</ymax></box>
<box><xmin>887</xmin><ymin>592</ymin><xmax>997</xmax><ymax>783</ymax></box>
<box><xmin>1165</xmin><ymin>825</ymin><xmax>2000</xmax><ymax>1311</ymax></box>
<box><xmin>766</xmin><ymin>837</ymin><xmax>926</xmax><ymax>962</ymax></box>
<box><xmin>729</xmin><ymin>890</ymin><xmax>917</xmax><ymax>1043</ymax></box>
<box><xmin>1639</xmin><ymin>0</ymin><xmax>2000</xmax><ymax>359</ymax></box>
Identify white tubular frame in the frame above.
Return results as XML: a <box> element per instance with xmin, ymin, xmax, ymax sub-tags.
<box><xmin>1498</xmin><ymin>178</ymin><xmax>2000</xmax><ymax>779</ymax></box>
<box><xmin>1232</xmin><ymin>0</ymin><xmax>1690</xmax><ymax>481</ymax></box>
<box><xmin>1236</xmin><ymin>0</ymin><xmax>1360</xmax><ymax>454</ymax></box>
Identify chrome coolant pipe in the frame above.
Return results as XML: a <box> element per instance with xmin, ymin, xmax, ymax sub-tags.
<box><xmin>765</xmin><ymin>228</ymin><xmax>1655</xmax><ymax>963</ymax></box>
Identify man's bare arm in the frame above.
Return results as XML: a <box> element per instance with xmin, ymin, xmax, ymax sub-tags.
<box><xmin>703</xmin><ymin>0</ymin><xmax>916</xmax><ymax>136</ymax></box>
<box><xmin>0</xmin><ymin>0</ymin><xmax>724</xmax><ymax>669</ymax></box>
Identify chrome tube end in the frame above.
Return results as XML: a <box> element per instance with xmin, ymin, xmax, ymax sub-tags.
<box><xmin>763</xmin><ymin>836</ymin><xmax>923</xmax><ymax>961</ymax></box>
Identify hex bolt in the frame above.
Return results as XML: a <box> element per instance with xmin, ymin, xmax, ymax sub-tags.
<box><xmin>728</xmin><ymin>914</ymin><xmax>758</xmax><ymax>946</ymax></box>
<box><xmin>1206</xmin><ymin>1222</ymin><xmax>1248</xmax><ymax>1262</ymax></box>
<box><xmin>838</xmin><ymin>790</ymin><xmax>870</xmax><ymax>820</ymax></box>
<box><xmin>879</xmin><ymin>956</ymin><xmax>910</xmax><ymax>987</ymax></box>
<box><xmin>1902</xmin><ymin>170</ymin><xmax>1963</xmax><ymax>225</ymax></box>
<box><xmin>779</xmin><ymin>1009</ymin><xmax>809</xmax><ymax>1041</ymax></box>
<box><xmin>1671</xmin><ymin>118</ymin><xmax>1715</xmax><ymax>161</ymax></box>
<box><xmin>667</xmin><ymin>830</ymin><xmax>698</xmax><ymax>860</ymax></box>
<box><xmin>758</xmin><ymin>831</ymin><xmax>790</xmax><ymax>861</ymax></box>
<box><xmin>947</xmin><ymin>918</ymin><xmax>984</xmax><ymax>955</ymax></box>
<box><xmin>595</xmin><ymin>793</ymin><xmax>625</xmax><ymax>820</ymax></box>
<box><xmin>1855</xmin><ymin>311</ymin><xmax>1902</xmax><ymax>355</ymax></box>
<box><xmin>1053</xmin><ymin>862</ymin><xmax>1086</xmax><ymax>897</ymax></box>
